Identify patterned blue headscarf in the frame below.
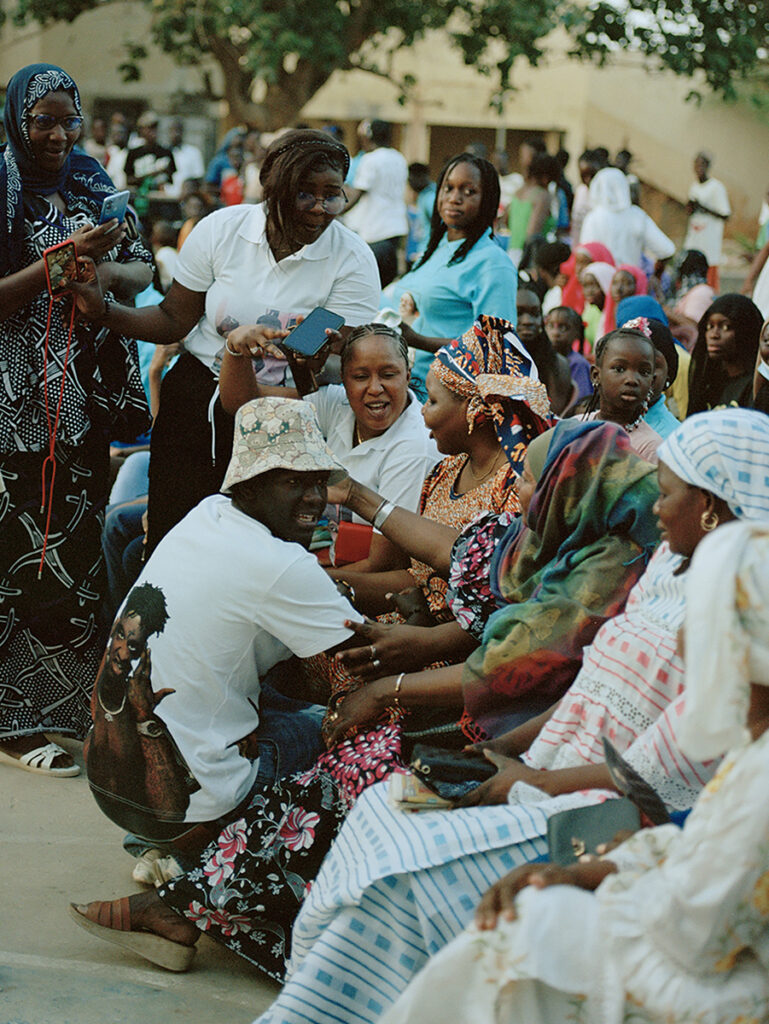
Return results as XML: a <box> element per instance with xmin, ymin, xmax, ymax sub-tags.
<box><xmin>658</xmin><ymin>409</ymin><xmax>769</xmax><ymax>520</ymax></box>
<box><xmin>1</xmin><ymin>63</ymin><xmax>116</xmax><ymax>275</ymax></box>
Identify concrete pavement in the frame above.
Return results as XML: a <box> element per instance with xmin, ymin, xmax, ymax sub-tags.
<box><xmin>0</xmin><ymin>735</ymin><xmax>279</xmax><ymax>1024</ymax></box>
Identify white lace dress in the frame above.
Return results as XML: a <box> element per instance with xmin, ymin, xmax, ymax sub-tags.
<box><xmin>381</xmin><ymin>732</ymin><xmax>769</xmax><ymax>1024</ymax></box>
<box><xmin>253</xmin><ymin>544</ymin><xmax>715</xmax><ymax>1024</ymax></box>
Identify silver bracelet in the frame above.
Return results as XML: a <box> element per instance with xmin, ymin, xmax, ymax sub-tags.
<box><xmin>372</xmin><ymin>499</ymin><xmax>395</xmax><ymax>531</ymax></box>
<box><xmin>225</xmin><ymin>337</ymin><xmax>243</xmax><ymax>357</ymax></box>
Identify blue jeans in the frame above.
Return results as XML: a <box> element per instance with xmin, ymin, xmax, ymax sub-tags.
<box><xmin>101</xmin><ymin>500</ymin><xmax>147</xmax><ymax>625</ymax></box>
<box><xmin>252</xmin><ymin>681</ymin><xmax>325</xmax><ymax>785</ymax></box>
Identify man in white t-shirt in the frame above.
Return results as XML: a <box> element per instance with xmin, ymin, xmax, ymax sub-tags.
<box><xmin>85</xmin><ymin>397</ymin><xmax>363</xmax><ymax>857</ymax></box>
<box><xmin>344</xmin><ymin>119</ymin><xmax>408</xmax><ymax>287</ymax></box>
<box><xmin>167</xmin><ymin>119</ymin><xmax>205</xmax><ymax>198</ymax></box>
<box><xmin>683</xmin><ymin>152</ymin><xmax>731</xmax><ymax>291</ymax></box>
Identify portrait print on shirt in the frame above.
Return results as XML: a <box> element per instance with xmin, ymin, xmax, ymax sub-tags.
<box><xmin>85</xmin><ymin>582</ymin><xmax>201</xmax><ymax>831</ymax></box>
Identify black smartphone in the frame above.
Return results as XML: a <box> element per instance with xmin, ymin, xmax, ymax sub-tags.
<box><xmin>282</xmin><ymin>307</ymin><xmax>345</xmax><ymax>358</ymax></box>
<box><xmin>43</xmin><ymin>240</ymin><xmax>80</xmax><ymax>297</ymax></box>
<box><xmin>98</xmin><ymin>190</ymin><xmax>130</xmax><ymax>226</ymax></box>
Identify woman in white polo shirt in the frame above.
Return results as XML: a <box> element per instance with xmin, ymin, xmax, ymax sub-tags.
<box><xmin>220</xmin><ymin>323</ymin><xmax>440</xmax><ymax>572</ymax></box>
<box><xmin>73</xmin><ymin>129</ymin><xmax>381</xmax><ymax>554</ymax></box>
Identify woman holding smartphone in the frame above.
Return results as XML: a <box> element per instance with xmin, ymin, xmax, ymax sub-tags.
<box><xmin>0</xmin><ymin>64</ymin><xmax>154</xmax><ymax>778</ymax></box>
<box><xmin>73</xmin><ymin>129</ymin><xmax>381</xmax><ymax>556</ymax></box>
<box><xmin>220</xmin><ymin>322</ymin><xmax>440</xmax><ymax>572</ymax></box>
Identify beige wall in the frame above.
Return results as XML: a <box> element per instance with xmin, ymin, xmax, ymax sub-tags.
<box><xmin>2</xmin><ymin>11</ymin><xmax>766</xmax><ymax>237</ymax></box>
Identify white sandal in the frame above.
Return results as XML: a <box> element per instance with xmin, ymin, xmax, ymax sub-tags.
<box><xmin>0</xmin><ymin>741</ymin><xmax>80</xmax><ymax>777</ymax></box>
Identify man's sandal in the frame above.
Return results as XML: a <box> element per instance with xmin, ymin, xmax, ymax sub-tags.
<box><xmin>69</xmin><ymin>898</ymin><xmax>197</xmax><ymax>972</ymax></box>
<box><xmin>0</xmin><ymin>741</ymin><xmax>80</xmax><ymax>777</ymax></box>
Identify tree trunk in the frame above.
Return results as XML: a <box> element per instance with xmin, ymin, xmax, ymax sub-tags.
<box><xmin>207</xmin><ymin>35</ymin><xmax>339</xmax><ymax>130</ymax></box>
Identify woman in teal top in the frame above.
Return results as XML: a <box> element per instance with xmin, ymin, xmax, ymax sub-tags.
<box><xmin>391</xmin><ymin>154</ymin><xmax>517</xmax><ymax>401</ymax></box>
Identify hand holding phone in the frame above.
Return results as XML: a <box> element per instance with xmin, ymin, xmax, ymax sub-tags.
<box><xmin>43</xmin><ymin>241</ymin><xmax>80</xmax><ymax>297</ymax></box>
<box><xmin>98</xmin><ymin>190</ymin><xmax>131</xmax><ymax>228</ymax></box>
<box><xmin>282</xmin><ymin>307</ymin><xmax>345</xmax><ymax>358</ymax></box>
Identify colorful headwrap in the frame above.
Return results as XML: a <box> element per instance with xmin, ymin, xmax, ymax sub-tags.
<box><xmin>462</xmin><ymin>419</ymin><xmax>660</xmax><ymax>738</ymax></box>
<box><xmin>1</xmin><ymin>63</ymin><xmax>117</xmax><ymax>276</ymax></box>
<box><xmin>431</xmin><ymin>315</ymin><xmax>553</xmax><ymax>474</ymax></box>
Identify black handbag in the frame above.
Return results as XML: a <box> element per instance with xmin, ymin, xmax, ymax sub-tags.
<box><xmin>546</xmin><ymin>798</ymin><xmax>641</xmax><ymax>866</ymax></box>
<box><xmin>409</xmin><ymin>743</ymin><xmax>498</xmax><ymax>801</ymax></box>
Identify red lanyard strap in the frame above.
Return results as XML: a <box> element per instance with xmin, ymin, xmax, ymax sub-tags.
<box><xmin>38</xmin><ymin>296</ymin><xmax>77</xmax><ymax>578</ymax></box>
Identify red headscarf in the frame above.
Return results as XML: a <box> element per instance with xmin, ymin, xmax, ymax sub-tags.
<box><xmin>602</xmin><ymin>263</ymin><xmax>649</xmax><ymax>333</ymax></box>
<box><xmin>561</xmin><ymin>241</ymin><xmax>616</xmax><ymax>314</ymax></box>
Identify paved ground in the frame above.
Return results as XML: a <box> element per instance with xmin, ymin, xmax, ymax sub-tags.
<box><xmin>0</xmin><ymin>735</ymin><xmax>279</xmax><ymax>1024</ymax></box>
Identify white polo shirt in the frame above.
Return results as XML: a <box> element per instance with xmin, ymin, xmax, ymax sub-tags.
<box><xmin>305</xmin><ymin>385</ymin><xmax>440</xmax><ymax>519</ymax></box>
<box><xmin>173</xmin><ymin>203</ymin><xmax>381</xmax><ymax>380</ymax></box>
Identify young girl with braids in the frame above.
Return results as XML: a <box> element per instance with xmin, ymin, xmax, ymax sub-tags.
<box><xmin>582</xmin><ymin>325</ymin><xmax>663</xmax><ymax>463</ymax></box>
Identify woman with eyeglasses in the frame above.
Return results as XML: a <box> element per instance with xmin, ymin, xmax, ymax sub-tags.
<box><xmin>386</xmin><ymin>153</ymin><xmax>518</xmax><ymax>402</ymax></box>
<box><xmin>73</xmin><ymin>128</ymin><xmax>381</xmax><ymax>555</ymax></box>
<box><xmin>0</xmin><ymin>64</ymin><xmax>155</xmax><ymax>778</ymax></box>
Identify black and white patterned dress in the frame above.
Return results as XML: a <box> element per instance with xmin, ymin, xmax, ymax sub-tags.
<box><xmin>0</xmin><ymin>195</ymin><xmax>152</xmax><ymax>741</ymax></box>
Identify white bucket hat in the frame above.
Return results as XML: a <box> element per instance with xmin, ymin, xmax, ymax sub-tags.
<box><xmin>221</xmin><ymin>396</ymin><xmax>346</xmax><ymax>494</ymax></box>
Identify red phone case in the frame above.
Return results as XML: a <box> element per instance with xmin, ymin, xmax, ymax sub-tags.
<box><xmin>43</xmin><ymin>240</ymin><xmax>80</xmax><ymax>297</ymax></box>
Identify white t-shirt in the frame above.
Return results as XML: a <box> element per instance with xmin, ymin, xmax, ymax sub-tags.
<box><xmin>683</xmin><ymin>177</ymin><xmax>731</xmax><ymax>266</ymax></box>
<box><xmin>305</xmin><ymin>385</ymin><xmax>440</xmax><ymax>521</ymax></box>
<box><xmin>169</xmin><ymin>142</ymin><xmax>205</xmax><ymax>197</ymax></box>
<box><xmin>132</xmin><ymin>496</ymin><xmax>361</xmax><ymax>821</ymax></box>
<box><xmin>345</xmin><ymin>147</ymin><xmax>409</xmax><ymax>243</ymax></box>
<box><xmin>173</xmin><ymin>203</ymin><xmax>381</xmax><ymax>380</ymax></box>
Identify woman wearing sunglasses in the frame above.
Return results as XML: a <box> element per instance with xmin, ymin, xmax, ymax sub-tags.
<box><xmin>0</xmin><ymin>64</ymin><xmax>155</xmax><ymax>777</ymax></box>
<box><xmin>73</xmin><ymin>128</ymin><xmax>381</xmax><ymax>555</ymax></box>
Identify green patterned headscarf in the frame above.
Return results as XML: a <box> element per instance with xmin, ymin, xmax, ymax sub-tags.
<box><xmin>463</xmin><ymin>419</ymin><xmax>660</xmax><ymax>738</ymax></box>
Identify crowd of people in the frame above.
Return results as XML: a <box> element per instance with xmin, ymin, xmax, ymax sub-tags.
<box><xmin>3</xmin><ymin>60</ymin><xmax>769</xmax><ymax>1024</ymax></box>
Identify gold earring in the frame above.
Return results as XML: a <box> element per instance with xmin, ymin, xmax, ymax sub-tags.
<box><xmin>700</xmin><ymin>510</ymin><xmax>719</xmax><ymax>532</ymax></box>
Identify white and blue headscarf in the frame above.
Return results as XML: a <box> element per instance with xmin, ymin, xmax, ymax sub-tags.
<box><xmin>657</xmin><ymin>409</ymin><xmax>769</xmax><ymax>520</ymax></box>
<box><xmin>1</xmin><ymin>62</ymin><xmax>116</xmax><ymax>276</ymax></box>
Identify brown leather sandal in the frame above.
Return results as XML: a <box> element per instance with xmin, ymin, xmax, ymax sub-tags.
<box><xmin>69</xmin><ymin>897</ymin><xmax>197</xmax><ymax>972</ymax></box>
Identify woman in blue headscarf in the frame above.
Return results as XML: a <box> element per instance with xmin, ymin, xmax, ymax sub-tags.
<box><xmin>0</xmin><ymin>64</ymin><xmax>153</xmax><ymax>777</ymax></box>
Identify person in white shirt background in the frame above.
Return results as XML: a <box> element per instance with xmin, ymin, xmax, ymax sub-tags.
<box><xmin>683</xmin><ymin>151</ymin><xmax>730</xmax><ymax>291</ymax></box>
<box><xmin>344</xmin><ymin>119</ymin><xmax>409</xmax><ymax>287</ymax></box>
<box><xmin>166</xmin><ymin>118</ymin><xmax>204</xmax><ymax>199</ymax></box>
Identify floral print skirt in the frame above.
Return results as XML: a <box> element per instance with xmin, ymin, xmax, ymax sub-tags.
<box><xmin>158</xmin><ymin>721</ymin><xmax>405</xmax><ymax>981</ymax></box>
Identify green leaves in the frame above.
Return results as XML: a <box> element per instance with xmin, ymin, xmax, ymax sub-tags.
<box><xmin>3</xmin><ymin>0</ymin><xmax>768</xmax><ymax>125</ymax></box>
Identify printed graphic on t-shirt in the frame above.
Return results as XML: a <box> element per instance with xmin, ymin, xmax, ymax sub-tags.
<box><xmin>84</xmin><ymin>582</ymin><xmax>201</xmax><ymax>830</ymax></box>
<box><xmin>211</xmin><ymin>304</ymin><xmax>301</xmax><ymax>384</ymax></box>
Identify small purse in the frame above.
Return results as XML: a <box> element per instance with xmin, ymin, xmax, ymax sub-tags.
<box><xmin>409</xmin><ymin>743</ymin><xmax>497</xmax><ymax>801</ymax></box>
<box><xmin>546</xmin><ymin>798</ymin><xmax>641</xmax><ymax>866</ymax></box>
<box><xmin>333</xmin><ymin>521</ymin><xmax>373</xmax><ymax>565</ymax></box>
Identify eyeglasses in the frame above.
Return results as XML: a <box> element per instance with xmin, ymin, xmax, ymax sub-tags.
<box><xmin>28</xmin><ymin>114</ymin><xmax>84</xmax><ymax>132</ymax></box>
<box><xmin>296</xmin><ymin>190</ymin><xmax>347</xmax><ymax>215</ymax></box>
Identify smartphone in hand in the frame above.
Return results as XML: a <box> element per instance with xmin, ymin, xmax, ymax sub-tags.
<box><xmin>282</xmin><ymin>307</ymin><xmax>345</xmax><ymax>358</ymax></box>
<box><xmin>98</xmin><ymin>190</ymin><xmax>131</xmax><ymax>227</ymax></box>
<box><xmin>43</xmin><ymin>240</ymin><xmax>80</xmax><ymax>297</ymax></box>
